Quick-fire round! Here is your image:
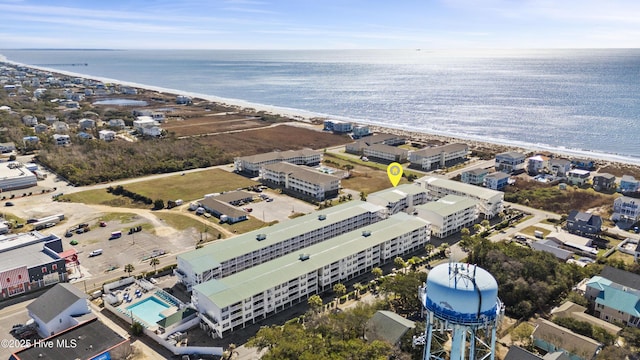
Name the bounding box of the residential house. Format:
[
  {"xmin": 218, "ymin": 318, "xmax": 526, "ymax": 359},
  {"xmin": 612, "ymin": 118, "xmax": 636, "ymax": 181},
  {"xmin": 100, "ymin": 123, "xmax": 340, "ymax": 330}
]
[
  {"xmin": 107, "ymin": 118, "xmax": 126, "ymax": 129},
  {"xmin": 22, "ymin": 115, "xmax": 37, "ymax": 126},
  {"xmin": 367, "ymin": 183, "xmax": 429, "ymax": 215},
  {"xmin": 416, "ymin": 175, "xmax": 504, "ymax": 219},
  {"xmin": 461, "ymin": 168, "xmax": 489, "ymax": 186},
  {"xmin": 408, "ymin": 143, "xmax": 469, "ymax": 171},
  {"xmin": 567, "ymin": 169, "xmax": 590, "ymax": 186},
  {"xmin": 495, "ymin": 151, "xmax": 526, "ymax": 173},
  {"xmin": 261, "ymin": 162, "xmax": 340, "ymax": 201},
  {"xmin": 619, "ymin": 175, "xmax": 640, "ymax": 193},
  {"xmin": 176, "ymin": 95, "xmax": 192, "ymax": 104},
  {"xmin": 234, "ymin": 149, "xmax": 321, "ymax": 176},
  {"xmin": 546, "ymin": 231, "xmax": 597, "ymax": 258},
  {"xmin": 532, "ymin": 318, "xmax": 602, "ymax": 360},
  {"xmin": 352, "ymin": 125, "xmax": 371, "ymax": 139},
  {"xmin": 98, "ymin": 129, "xmax": 116, "ymax": 141},
  {"xmin": 584, "ymin": 267, "xmax": 640, "ymax": 328},
  {"xmin": 549, "ymin": 158, "xmax": 572, "ymax": 178},
  {"xmin": 365, "ymin": 310, "xmax": 415, "ymax": 346},
  {"xmin": 635, "ymin": 242, "xmax": 640, "ymax": 263},
  {"xmin": 504, "ymin": 346, "xmax": 569, "ymax": 360},
  {"xmin": 44, "ymin": 115, "xmax": 58, "ymax": 124},
  {"xmin": 77, "ymin": 132, "xmax": 94, "ymax": 140},
  {"xmin": 52, "ymin": 134, "xmax": 71, "ymax": 146},
  {"xmin": 22, "ymin": 136, "xmax": 39, "ymax": 147},
  {"xmin": 33, "ymin": 123, "xmax": 48, "ymax": 134},
  {"xmin": 530, "ymin": 240, "xmax": 574, "ymax": 261},
  {"xmin": 550, "ymin": 301, "xmax": 621, "ymax": 337},
  {"xmin": 363, "ymin": 143, "xmax": 409, "ymax": 163},
  {"xmin": 566, "ymin": 210, "xmax": 602, "ymax": 236},
  {"xmin": 120, "ymin": 86, "xmax": 138, "ymax": 95},
  {"xmin": 151, "ymin": 111, "xmax": 166, "ymax": 123},
  {"xmin": 0, "ymin": 142, "xmax": 16, "ymax": 153},
  {"xmin": 65, "ymin": 101, "xmax": 80, "ymax": 109},
  {"xmin": 51, "ymin": 120, "xmax": 69, "ymax": 133},
  {"xmin": 572, "ymin": 158, "xmax": 596, "ymax": 171},
  {"xmin": 612, "ymin": 196, "xmax": 640, "ymax": 222},
  {"xmin": 323, "ymin": 120, "xmax": 352, "ymax": 133},
  {"xmin": 527, "ymin": 155, "xmax": 549, "ymax": 175},
  {"xmin": 592, "ymin": 173, "xmax": 616, "ymax": 192},
  {"xmin": 484, "ymin": 171, "xmax": 510, "ymax": 190},
  {"xmin": 27, "ymin": 283, "xmax": 91, "ymax": 338},
  {"xmin": 78, "ymin": 118, "xmax": 96, "ymax": 130},
  {"xmin": 133, "ymin": 116, "xmax": 162, "ymax": 137},
  {"xmin": 414, "ymin": 195, "xmax": 478, "ymax": 238}
]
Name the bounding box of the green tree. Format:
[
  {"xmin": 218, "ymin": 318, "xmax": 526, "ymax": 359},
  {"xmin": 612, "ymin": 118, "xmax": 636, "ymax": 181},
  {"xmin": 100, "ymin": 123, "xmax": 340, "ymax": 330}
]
[
  {"xmin": 359, "ymin": 191, "xmax": 367, "ymax": 201},
  {"xmin": 153, "ymin": 199, "xmax": 165, "ymax": 210},
  {"xmin": 333, "ymin": 283, "xmax": 347, "ymax": 297},
  {"xmin": 130, "ymin": 321, "xmax": 144, "ymax": 336},
  {"xmin": 481, "ymin": 219, "xmax": 491, "ymax": 229},
  {"xmin": 124, "ymin": 263, "xmax": 135, "ymax": 276},
  {"xmin": 424, "ymin": 243, "xmax": 434, "ymax": 256},
  {"xmin": 149, "ymin": 257, "xmax": 160, "ymax": 274},
  {"xmin": 307, "ymin": 294, "xmax": 323, "ymax": 313},
  {"xmin": 511, "ymin": 322, "xmax": 534, "ymax": 347},
  {"xmin": 371, "ymin": 267, "xmax": 383, "ymax": 279},
  {"xmin": 394, "ymin": 256, "xmax": 406, "ymax": 273}
]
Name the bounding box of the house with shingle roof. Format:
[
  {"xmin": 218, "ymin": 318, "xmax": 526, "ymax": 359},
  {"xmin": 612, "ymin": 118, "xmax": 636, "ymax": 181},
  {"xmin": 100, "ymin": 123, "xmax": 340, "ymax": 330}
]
[
  {"xmin": 532, "ymin": 318, "xmax": 602, "ymax": 360},
  {"xmin": 592, "ymin": 173, "xmax": 616, "ymax": 191},
  {"xmin": 365, "ymin": 310, "xmax": 415, "ymax": 346},
  {"xmin": 566, "ymin": 210, "xmax": 602, "ymax": 236},
  {"xmin": 26, "ymin": 283, "xmax": 91, "ymax": 338}
]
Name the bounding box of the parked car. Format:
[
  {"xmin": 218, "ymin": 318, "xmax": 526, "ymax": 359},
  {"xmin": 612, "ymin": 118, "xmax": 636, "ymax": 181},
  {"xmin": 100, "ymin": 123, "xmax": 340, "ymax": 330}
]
[
  {"xmin": 99, "ymin": 221, "xmax": 107, "ymax": 227},
  {"xmin": 266, "ymin": 198, "xmax": 274, "ymax": 202},
  {"xmin": 5, "ymin": 202, "xmax": 14, "ymax": 206},
  {"xmin": 89, "ymin": 249, "xmax": 103, "ymax": 257}
]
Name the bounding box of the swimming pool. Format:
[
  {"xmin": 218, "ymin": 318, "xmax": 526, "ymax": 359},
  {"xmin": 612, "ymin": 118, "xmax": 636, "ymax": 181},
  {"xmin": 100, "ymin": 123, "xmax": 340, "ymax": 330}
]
[{"xmin": 125, "ymin": 296, "xmax": 170, "ymax": 326}]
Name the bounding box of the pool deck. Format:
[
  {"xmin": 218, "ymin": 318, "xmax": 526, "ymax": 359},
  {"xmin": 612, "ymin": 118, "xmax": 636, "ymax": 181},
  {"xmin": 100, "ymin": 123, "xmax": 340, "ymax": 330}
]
[{"xmin": 112, "ymin": 282, "xmax": 182, "ymax": 330}]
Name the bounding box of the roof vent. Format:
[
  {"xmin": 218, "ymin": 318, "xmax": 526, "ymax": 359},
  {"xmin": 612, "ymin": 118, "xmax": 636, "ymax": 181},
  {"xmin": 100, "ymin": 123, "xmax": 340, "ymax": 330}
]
[
  {"xmin": 256, "ymin": 234, "xmax": 267, "ymax": 241},
  {"xmin": 299, "ymin": 254, "xmax": 310, "ymax": 261},
  {"xmin": 318, "ymin": 214, "xmax": 326, "ymax": 221},
  {"xmin": 362, "ymin": 230, "xmax": 371, "ymax": 237}
]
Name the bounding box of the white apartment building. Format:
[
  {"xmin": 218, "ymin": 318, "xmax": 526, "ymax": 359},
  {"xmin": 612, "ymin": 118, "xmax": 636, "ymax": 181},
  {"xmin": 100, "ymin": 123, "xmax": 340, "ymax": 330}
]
[
  {"xmin": 362, "ymin": 143, "xmax": 409, "ymax": 163},
  {"xmin": 415, "ymin": 175, "xmax": 503, "ymax": 218},
  {"xmin": 192, "ymin": 212, "xmax": 430, "ymax": 338},
  {"xmin": 367, "ymin": 183, "xmax": 429, "ymax": 215},
  {"xmin": 175, "ymin": 201, "xmax": 385, "ymax": 291},
  {"xmin": 261, "ymin": 162, "xmax": 340, "ymax": 201},
  {"xmin": 612, "ymin": 196, "xmax": 640, "ymax": 222},
  {"xmin": 414, "ymin": 195, "xmax": 478, "ymax": 238},
  {"xmin": 409, "ymin": 143, "xmax": 469, "ymax": 171},
  {"xmin": 234, "ymin": 149, "xmax": 321, "ymax": 176}
]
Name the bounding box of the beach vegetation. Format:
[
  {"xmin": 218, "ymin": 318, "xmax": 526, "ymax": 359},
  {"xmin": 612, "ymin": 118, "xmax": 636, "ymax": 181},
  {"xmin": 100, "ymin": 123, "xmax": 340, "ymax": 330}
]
[{"xmin": 504, "ymin": 180, "xmax": 615, "ymax": 214}]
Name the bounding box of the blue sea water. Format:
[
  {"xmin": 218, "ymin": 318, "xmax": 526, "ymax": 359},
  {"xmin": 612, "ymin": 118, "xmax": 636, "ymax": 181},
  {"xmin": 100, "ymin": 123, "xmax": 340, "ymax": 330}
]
[{"xmin": 1, "ymin": 49, "xmax": 639, "ymax": 164}]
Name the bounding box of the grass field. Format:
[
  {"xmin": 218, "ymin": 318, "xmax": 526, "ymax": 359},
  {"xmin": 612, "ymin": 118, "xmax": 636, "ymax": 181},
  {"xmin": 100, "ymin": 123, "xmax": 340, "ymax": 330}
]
[
  {"xmin": 125, "ymin": 169, "xmax": 258, "ymax": 202},
  {"xmin": 62, "ymin": 169, "xmax": 259, "ymax": 207},
  {"xmin": 607, "ymin": 250, "xmax": 636, "ymax": 265},
  {"xmin": 155, "ymin": 212, "xmax": 225, "ymax": 240}
]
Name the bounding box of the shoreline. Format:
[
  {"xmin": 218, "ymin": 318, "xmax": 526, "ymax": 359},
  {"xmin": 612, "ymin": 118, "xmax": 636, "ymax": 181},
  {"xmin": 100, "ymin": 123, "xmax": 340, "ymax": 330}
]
[{"xmin": 2, "ymin": 57, "xmax": 640, "ymax": 167}]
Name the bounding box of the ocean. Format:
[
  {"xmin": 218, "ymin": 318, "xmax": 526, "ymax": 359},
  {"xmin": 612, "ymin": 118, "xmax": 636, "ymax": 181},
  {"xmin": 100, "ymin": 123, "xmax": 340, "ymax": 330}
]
[{"xmin": 1, "ymin": 49, "xmax": 639, "ymax": 164}]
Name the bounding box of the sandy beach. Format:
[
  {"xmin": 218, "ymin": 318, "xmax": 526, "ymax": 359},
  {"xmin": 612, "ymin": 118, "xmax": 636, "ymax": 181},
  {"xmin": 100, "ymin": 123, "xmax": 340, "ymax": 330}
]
[{"xmin": 3, "ymin": 58, "xmax": 640, "ymax": 171}]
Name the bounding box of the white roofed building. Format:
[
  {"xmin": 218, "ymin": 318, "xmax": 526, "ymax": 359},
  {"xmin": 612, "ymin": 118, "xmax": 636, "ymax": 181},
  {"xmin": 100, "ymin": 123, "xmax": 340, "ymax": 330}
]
[
  {"xmin": 367, "ymin": 183, "xmax": 429, "ymax": 215},
  {"xmin": 414, "ymin": 195, "xmax": 478, "ymax": 238}
]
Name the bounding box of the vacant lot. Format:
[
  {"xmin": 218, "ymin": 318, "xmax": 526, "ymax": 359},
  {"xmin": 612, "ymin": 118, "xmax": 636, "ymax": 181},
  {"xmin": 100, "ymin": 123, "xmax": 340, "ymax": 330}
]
[
  {"xmin": 124, "ymin": 169, "xmax": 258, "ymax": 202},
  {"xmin": 199, "ymin": 125, "xmax": 352, "ymax": 156},
  {"xmin": 163, "ymin": 114, "xmax": 268, "ymax": 137}
]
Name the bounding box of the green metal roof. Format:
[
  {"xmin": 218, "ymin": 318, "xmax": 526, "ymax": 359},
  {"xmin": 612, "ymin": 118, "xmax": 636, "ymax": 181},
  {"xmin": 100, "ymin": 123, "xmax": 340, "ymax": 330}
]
[
  {"xmin": 368, "ymin": 184, "xmax": 426, "ymax": 203},
  {"xmin": 594, "ymin": 283, "xmax": 640, "ymax": 317},
  {"xmin": 415, "ymin": 194, "xmax": 478, "ymax": 217},
  {"xmin": 178, "ymin": 200, "xmax": 384, "ymax": 274},
  {"xmin": 193, "ymin": 212, "xmax": 429, "ymax": 308},
  {"xmin": 418, "ymin": 175, "xmax": 502, "ymax": 200}
]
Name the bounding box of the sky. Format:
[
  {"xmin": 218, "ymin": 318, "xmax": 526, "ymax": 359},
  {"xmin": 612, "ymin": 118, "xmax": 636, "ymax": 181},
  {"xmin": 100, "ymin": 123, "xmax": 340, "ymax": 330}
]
[{"xmin": 1, "ymin": 0, "xmax": 639, "ymax": 49}]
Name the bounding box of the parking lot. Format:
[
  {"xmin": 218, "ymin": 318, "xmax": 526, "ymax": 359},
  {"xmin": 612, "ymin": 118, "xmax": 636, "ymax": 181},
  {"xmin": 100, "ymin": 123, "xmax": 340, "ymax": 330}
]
[
  {"xmin": 0, "ymin": 298, "xmax": 37, "ymax": 359},
  {"xmin": 241, "ymin": 189, "xmax": 316, "ymax": 223}
]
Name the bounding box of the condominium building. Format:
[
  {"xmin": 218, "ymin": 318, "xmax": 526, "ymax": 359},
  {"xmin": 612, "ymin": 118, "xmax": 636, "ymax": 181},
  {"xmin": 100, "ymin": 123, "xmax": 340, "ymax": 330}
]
[
  {"xmin": 362, "ymin": 143, "xmax": 409, "ymax": 163},
  {"xmin": 192, "ymin": 212, "xmax": 430, "ymax": 338},
  {"xmin": 414, "ymin": 195, "xmax": 478, "ymax": 238},
  {"xmin": 260, "ymin": 162, "xmax": 340, "ymax": 201},
  {"xmin": 345, "ymin": 134, "xmax": 406, "ymax": 155},
  {"xmin": 175, "ymin": 201, "xmax": 385, "ymax": 291},
  {"xmin": 234, "ymin": 149, "xmax": 321, "ymax": 176},
  {"xmin": 408, "ymin": 143, "xmax": 469, "ymax": 171},
  {"xmin": 415, "ymin": 175, "xmax": 503, "ymax": 218},
  {"xmin": 366, "ymin": 183, "xmax": 429, "ymax": 215}
]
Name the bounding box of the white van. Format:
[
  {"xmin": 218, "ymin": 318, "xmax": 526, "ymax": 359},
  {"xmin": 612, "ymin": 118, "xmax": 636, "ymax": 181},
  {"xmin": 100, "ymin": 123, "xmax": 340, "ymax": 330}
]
[{"xmin": 89, "ymin": 249, "xmax": 103, "ymax": 257}]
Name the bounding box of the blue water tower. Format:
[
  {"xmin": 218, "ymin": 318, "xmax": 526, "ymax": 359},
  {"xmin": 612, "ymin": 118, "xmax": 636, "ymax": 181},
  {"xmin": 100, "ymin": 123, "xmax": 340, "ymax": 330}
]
[{"xmin": 419, "ymin": 262, "xmax": 504, "ymax": 360}]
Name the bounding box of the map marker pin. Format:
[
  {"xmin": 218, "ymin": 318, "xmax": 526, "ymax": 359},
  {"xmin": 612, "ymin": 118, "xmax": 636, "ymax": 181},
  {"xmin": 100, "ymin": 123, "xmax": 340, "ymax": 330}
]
[{"xmin": 387, "ymin": 162, "xmax": 403, "ymax": 187}]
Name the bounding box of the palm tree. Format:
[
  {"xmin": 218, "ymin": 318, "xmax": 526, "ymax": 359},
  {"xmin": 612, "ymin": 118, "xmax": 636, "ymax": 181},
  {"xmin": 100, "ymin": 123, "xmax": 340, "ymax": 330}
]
[
  {"xmin": 424, "ymin": 244, "xmax": 434, "ymax": 256},
  {"xmin": 333, "ymin": 283, "xmax": 347, "ymax": 297},
  {"xmin": 124, "ymin": 263, "xmax": 135, "ymax": 276},
  {"xmin": 394, "ymin": 256, "xmax": 406, "ymax": 273},
  {"xmin": 371, "ymin": 267, "xmax": 383, "ymax": 279},
  {"xmin": 307, "ymin": 294, "xmax": 323, "ymax": 313},
  {"xmin": 149, "ymin": 257, "xmax": 160, "ymax": 274},
  {"xmin": 359, "ymin": 191, "xmax": 367, "ymax": 201}
]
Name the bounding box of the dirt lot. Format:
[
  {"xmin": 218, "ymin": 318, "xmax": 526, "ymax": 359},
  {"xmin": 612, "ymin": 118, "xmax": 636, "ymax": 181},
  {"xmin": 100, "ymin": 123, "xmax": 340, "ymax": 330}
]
[
  {"xmin": 198, "ymin": 125, "xmax": 352, "ymax": 156},
  {"xmin": 163, "ymin": 113, "xmax": 268, "ymax": 137}
]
